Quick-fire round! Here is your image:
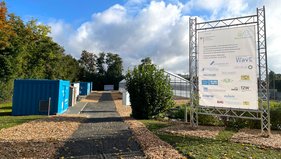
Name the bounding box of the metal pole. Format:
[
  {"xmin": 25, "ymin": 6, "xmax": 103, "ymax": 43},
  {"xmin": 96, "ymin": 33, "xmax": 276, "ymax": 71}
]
[
  {"xmin": 263, "ymin": 6, "xmax": 271, "ymax": 135},
  {"xmin": 48, "ymin": 97, "xmax": 51, "ymax": 116}
]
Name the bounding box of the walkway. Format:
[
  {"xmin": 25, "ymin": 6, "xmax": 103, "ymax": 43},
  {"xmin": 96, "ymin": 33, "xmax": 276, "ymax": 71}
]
[{"xmin": 59, "ymin": 92, "xmax": 145, "ymax": 159}]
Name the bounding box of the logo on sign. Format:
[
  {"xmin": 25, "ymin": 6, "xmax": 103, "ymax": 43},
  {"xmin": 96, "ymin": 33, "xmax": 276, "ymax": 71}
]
[
  {"xmin": 241, "ymin": 86, "xmax": 250, "ymax": 91},
  {"xmin": 217, "ymin": 100, "xmax": 224, "ymax": 104},
  {"xmin": 225, "ymin": 101, "xmax": 240, "ymax": 105},
  {"xmin": 201, "ymin": 67, "xmax": 219, "ymax": 72},
  {"xmin": 236, "ymin": 56, "xmax": 253, "ymax": 63},
  {"xmin": 222, "ymin": 78, "xmax": 233, "ymax": 83},
  {"xmin": 203, "ymin": 87, "xmax": 208, "ymax": 92},
  {"xmin": 241, "ymin": 75, "xmax": 250, "ymax": 80},
  {"xmin": 243, "ymin": 101, "xmax": 250, "ymax": 105},
  {"xmin": 203, "ymin": 87, "xmax": 225, "ymax": 92},
  {"xmin": 224, "ymin": 95, "xmax": 235, "ymax": 98},
  {"xmin": 202, "ymin": 80, "xmax": 218, "ymax": 85},
  {"xmin": 234, "ymin": 65, "xmax": 254, "ymax": 70},
  {"xmin": 203, "ymin": 95, "xmax": 214, "ymax": 98},
  {"xmin": 209, "ymin": 61, "xmax": 228, "ymax": 66},
  {"xmin": 203, "ymin": 73, "xmax": 216, "ymax": 77},
  {"xmin": 248, "ymin": 65, "xmax": 253, "ymax": 69},
  {"xmin": 236, "ymin": 29, "xmax": 252, "ymax": 39},
  {"xmin": 222, "ymin": 71, "xmax": 236, "ymax": 75}
]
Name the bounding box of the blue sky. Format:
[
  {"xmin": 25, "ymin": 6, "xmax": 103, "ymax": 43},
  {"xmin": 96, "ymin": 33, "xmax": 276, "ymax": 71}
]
[
  {"xmin": 3, "ymin": 0, "xmax": 281, "ymax": 73},
  {"xmin": 5, "ymin": 0, "xmax": 128, "ymax": 27}
]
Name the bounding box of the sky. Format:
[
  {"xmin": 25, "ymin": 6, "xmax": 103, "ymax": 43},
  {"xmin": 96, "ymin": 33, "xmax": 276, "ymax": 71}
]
[{"xmin": 4, "ymin": 0, "xmax": 281, "ymax": 74}]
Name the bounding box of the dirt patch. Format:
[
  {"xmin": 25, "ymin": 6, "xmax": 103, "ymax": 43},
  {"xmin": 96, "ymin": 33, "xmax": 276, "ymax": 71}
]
[
  {"xmin": 231, "ymin": 128, "xmax": 281, "ymax": 150},
  {"xmin": 0, "ymin": 115, "xmax": 86, "ymax": 158},
  {"xmin": 112, "ymin": 92, "xmax": 186, "ymax": 159},
  {"xmin": 80, "ymin": 91, "xmax": 102, "ymax": 103},
  {"xmin": 159, "ymin": 123, "xmax": 224, "ymax": 139}
]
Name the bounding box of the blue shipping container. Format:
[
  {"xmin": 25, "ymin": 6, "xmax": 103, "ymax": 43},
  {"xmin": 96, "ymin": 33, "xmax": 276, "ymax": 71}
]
[
  {"xmin": 79, "ymin": 82, "xmax": 91, "ymax": 95},
  {"xmin": 12, "ymin": 79, "xmax": 70, "ymax": 116}
]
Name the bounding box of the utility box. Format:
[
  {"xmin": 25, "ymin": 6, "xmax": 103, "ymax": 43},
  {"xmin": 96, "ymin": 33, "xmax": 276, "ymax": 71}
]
[
  {"xmin": 69, "ymin": 86, "xmax": 76, "ymax": 107},
  {"xmin": 119, "ymin": 79, "xmax": 126, "ymax": 92},
  {"xmin": 12, "ymin": 79, "xmax": 70, "ymax": 116},
  {"xmin": 72, "ymin": 83, "xmax": 80, "ymax": 101},
  {"xmin": 104, "ymin": 85, "xmax": 114, "ymax": 91},
  {"xmin": 79, "ymin": 82, "xmax": 91, "ymax": 95},
  {"xmin": 122, "ymin": 91, "xmax": 131, "ymax": 106}
]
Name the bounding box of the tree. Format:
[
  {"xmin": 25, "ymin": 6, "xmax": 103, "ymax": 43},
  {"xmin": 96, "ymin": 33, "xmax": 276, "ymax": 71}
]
[
  {"xmin": 79, "ymin": 50, "xmax": 97, "ymax": 74},
  {"xmin": 126, "ymin": 58, "xmax": 174, "ymax": 119},
  {"xmin": 106, "ymin": 53, "xmax": 123, "ymax": 89},
  {"xmin": 0, "ymin": 3, "xmax": 81, "ymax": 101},
  {"xmin": 269, "ymin": 71, "xmax": 275, "ymax": 89},
  {"xmin": 96, "ymin": 52, "xmax": 106, "ymax": 76}
]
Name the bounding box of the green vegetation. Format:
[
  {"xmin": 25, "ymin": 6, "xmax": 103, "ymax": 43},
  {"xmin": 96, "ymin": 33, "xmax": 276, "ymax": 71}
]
[
  {"xmin": 0, "ymin": 102, "xmax": 12, "ymax": 115},
  {"xmin": 140, "ymin": 120, "xmax": 172, "ymax": 131},
  {"xmin": 168, "ymin": 100, "xmax": 281, "ymax": 130},
  {"xmin": 0, "ymin": 2, "xmax": 79, "ymax": 101},
  {"xmin": 0, "ymin": 115, "xmax": 45, "ymax": 130},
  {"xmin": 0, "ymin": 2, "xmax": 124, "ymax": 101},
  {"xmin": 126, "ymin": 57, "xmax": 174, "ymax": 119},
  {"xmin": 79, "ymin": 51, "xmax": 124, "ymax": 90},
  {"xmin": 0, "ymin": 102, "xmax": 45, "ymax": 130},
  {"xmin": 141, "ymin": 120, "xmax": 281, "ymax": 159}
]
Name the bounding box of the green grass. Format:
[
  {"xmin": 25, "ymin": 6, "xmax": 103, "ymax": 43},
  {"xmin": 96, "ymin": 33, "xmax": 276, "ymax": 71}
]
[
  {"xmin": 0, "ymin": 102, "xmax": 12, "ymax": 116},
  {"xmin": 140, "ymin": 120, "xmax": 281, "ymax": 159},
  {"xmin": 140, "ymin": 119, "xmax": 172, "ymax": 132},
  {"xmin": 0, "ymin": 102, "xmax": 45, "ymax": 130}
]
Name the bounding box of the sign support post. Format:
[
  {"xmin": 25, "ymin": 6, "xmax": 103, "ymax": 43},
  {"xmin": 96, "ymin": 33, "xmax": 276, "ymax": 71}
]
[{"xmin": 189, "ymin": 6, "xmax": 270, "ymax": 135}]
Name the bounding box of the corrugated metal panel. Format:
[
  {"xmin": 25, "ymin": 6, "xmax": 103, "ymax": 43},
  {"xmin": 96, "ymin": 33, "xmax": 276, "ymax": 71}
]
[
  {"xmin": 87, "ymin": 82, "xmax": 91, "ymax": 95},
  {"xmin": 57, "ymin": 80, "xmax": 70, "ymax": 114},
  {"xmin": 79, "ymin": 82, "xmax": 91, "ymax": 95},
  {"xmin": 12, "ymin": 79, "xmax": 70, "ymax": 116}
]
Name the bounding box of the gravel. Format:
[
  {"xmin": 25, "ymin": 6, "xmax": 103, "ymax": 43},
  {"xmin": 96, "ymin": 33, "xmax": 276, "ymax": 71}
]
[
  {"xmin": 231, "ymin": 128, "xmax": 281, "ymax": 150},
  {"xmin": 158, "ymin": 123, "xmax": 224, "ymax": 139},
  {"xmin": 112, "ymin": 92, "xmax": 186, "ymax": 159},
  {"xmin": 58, "ymin": 92, "xmax": 145, "ymax": 159},
  {"xmin": 0, "ymin": 115, "xmax": 86, "ymax": 158}
]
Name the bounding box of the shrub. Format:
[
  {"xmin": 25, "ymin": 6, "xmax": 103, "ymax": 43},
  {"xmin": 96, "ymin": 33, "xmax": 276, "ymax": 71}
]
[{"xmin": 125, "ymin": 58, "xmax": 174, "ymax": 119}]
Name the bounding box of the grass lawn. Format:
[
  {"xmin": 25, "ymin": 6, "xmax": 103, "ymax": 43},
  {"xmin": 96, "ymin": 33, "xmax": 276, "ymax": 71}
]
[
  {"xmin": 0, "ymin": 102, "xmax": 45, "ymax": 130},
  {"xmin": 141, "ymin": 120, "xmax": 281, "ymax": 159}
]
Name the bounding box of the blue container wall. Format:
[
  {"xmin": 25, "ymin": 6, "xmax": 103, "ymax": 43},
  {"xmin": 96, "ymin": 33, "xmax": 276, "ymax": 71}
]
[
  {"xmin": 79, "ymin": 82, "xmax": 89, "ymax": 95},
  {"xmin": 57, "ymin": 80, "xmax": 70, "ymax": 114},
  {"xmin": 12, "ymin": 80, "xmax": 70, "ymax": 116},
  {"xmin": 87, "ymin": 82, "xmax": 91, "ymax": 95}
]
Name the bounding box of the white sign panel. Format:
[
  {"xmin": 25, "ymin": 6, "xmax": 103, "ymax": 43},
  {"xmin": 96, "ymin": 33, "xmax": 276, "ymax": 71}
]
[{"xmin": 198, "ymin": 25, "xmax": 258, "ymax": 110}]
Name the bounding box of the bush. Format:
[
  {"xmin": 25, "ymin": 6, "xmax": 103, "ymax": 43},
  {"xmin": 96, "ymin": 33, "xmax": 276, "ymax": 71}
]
[
  {"xmin": 125, "ymin": 59, "xmax": 174, "ymax": 119},
  {"xmin": 167, "ymin": 101, "xmax": 281, "ymax": 130},
  {"xmin": 0, "ymin": 79, "xmax": 13, "ymax": 102}
]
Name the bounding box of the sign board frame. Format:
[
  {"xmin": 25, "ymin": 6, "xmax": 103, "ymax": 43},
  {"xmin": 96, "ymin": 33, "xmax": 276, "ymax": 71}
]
[{"xmin": 189, "ymin": 6, "xmax": 270, "ymax": 135}]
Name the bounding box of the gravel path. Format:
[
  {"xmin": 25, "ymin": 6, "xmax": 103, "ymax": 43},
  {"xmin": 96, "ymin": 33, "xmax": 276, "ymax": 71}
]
[{"xmin": 58, "ymin": 93, "xmax": 145, "ymax": 158}]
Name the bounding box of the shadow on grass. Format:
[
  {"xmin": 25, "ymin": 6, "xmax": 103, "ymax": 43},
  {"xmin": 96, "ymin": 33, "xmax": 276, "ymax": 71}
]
[
  {"xmin": 0, "ymin": 112, "xmax": 12, "ymax": 116},
  {"xmin": 0, "ymin": 106, "xmax": 12, "ymax": 110}
]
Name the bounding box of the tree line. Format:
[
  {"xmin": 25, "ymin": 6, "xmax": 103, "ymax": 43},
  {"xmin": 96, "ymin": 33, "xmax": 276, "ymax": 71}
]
[{"xmin": 0, "ymin": 2, "xmax": 123, "ymax": 101}]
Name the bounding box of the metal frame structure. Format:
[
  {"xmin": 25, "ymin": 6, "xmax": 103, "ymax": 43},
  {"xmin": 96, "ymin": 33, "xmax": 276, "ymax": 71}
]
[
  {"xmin": 164, "ymin": 71, "xmax": 190, "ymax": 122},
  {"xmin": 189, "ymin": 6, "xmax": 270, "ymax": 135}
]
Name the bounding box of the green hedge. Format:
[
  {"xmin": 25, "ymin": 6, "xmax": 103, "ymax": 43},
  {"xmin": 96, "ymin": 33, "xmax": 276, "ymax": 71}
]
[
  {"xmin": 126, "ymin": 60, "xmax": 174, "ymax": 119},
  {"xmin": 167, "ymin": 102, "xmax": 281, "ymax": 130}
]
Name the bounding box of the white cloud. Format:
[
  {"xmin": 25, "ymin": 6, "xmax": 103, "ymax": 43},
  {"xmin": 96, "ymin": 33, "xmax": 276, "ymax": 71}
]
[
  {"xmin": 48, "ymin": 0, "xmax": 281, "ymax": 73},
  {"xmin": 49, "ymin": 1, "xmax": 189, "ymax": 73},
  {"xmin": 263, "ymin": 0, "xmax": 281, "ymax": 72}
]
